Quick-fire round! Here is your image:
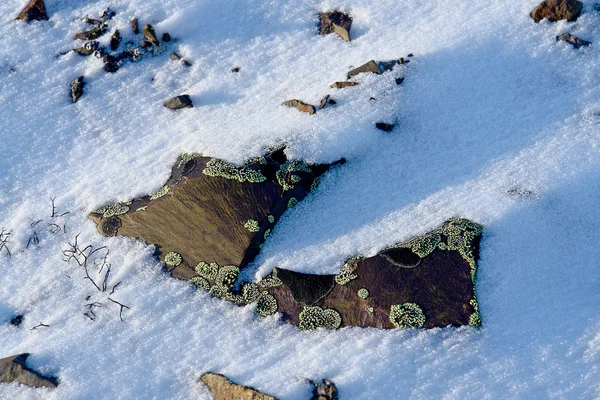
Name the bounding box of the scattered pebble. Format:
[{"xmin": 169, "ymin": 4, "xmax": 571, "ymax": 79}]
[
  {"xmin": 330, "ymin": 81, "xmax": 358, "ymax": 89},
  {"xmin": 164, "ymin": 95, "xmax": 193, "ymax": 109},
  {"xmin": 70, "ymin": 76, "xmax": 85, "ymax": 103},
  {"xmin": 556, "ymin": 32, "xmax": 591, "ymax": 48},
  {"xmin": 282, "ymin": 99, "xmax": 316, "ymax": 115},
  {"xmin": 318, "ymin": 11, "xmax": 352, "ymax": 42}
]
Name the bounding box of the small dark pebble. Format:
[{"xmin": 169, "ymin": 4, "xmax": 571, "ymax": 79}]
[
  {"xmin": 395, "ymin": 77, "xmax": 405, "ymax": 85},
  {"xmin": 375, "ymin": 122, "xmax": 395, "ymax": 132},
  {"xmin": 101, "ymin": 8, "xmax": 115, "ymax": 21},
  {"xmin": 556, "ymin": 32, "xmax": 591, "ymax": 49},
  {"xmin": 85, "ymin": 18, "xmax": 102, "ymax": 25},
  {"xmin": 162, "ymin": 32, "xmax": 171, "ymax": 42},
  {"xmin": 319, "ymin": 94, "xmax": 330, "ymax": 109},
  {"xmin": 74, "ymin": 41, "xmax": 98, "ymax": 56},
  {"xmin": 171, "ymin": 52, "xmax": 181, "ymax": 60},
  {"xmin": 231, "ymin": 66, "xmax": 240, "ymax": 73},
  {"xmin": 110, "ymin": 29, "xmax": 121, "ymax": 51},
  {"xmin": 71, "ymin": 76, "xmax": 85, "ymax": 103},
  {"xmin": 369, "ymin": 97, "xmax": 376, "ymax": 101},
  {"xmin": 164, "ymin": 94, "xmax": 193, "ymax": 109},
  {"xmin": 140, "ymin": 40, "xmax": 153, "ymax": 48},
  {"xmin": 143, "ymin": 24, "xmax": 159, "ymax": 45},
  {"xmin": 407, "ymin": 53, "xmax": 414, "ymax": 57},
  {"xmin": 103, "ymin": 55, "xmax": 119, "ymax": 73},
  {"xmin": 130, "ymin": 18, "xmax": 139, "ymax": 34},
  {"xmin": 10, "ymin": 315, "xmax": 24, "ymax": 327}
]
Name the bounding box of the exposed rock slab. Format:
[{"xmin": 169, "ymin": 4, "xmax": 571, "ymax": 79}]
[
  {"xmin": 200, "ymin": 373, "xmax": 276, "ymax": 400},
  {"xmin": 318, "ymin": 11, "xmax": 352, "ymax": 42},
  {"xmin": 90, "ymin": 149, "xmax": 338, "ymax": 281},
  {"xmin": 259, "ymin": 218, "xmax": 483, "ymax": 329},
  {"xmin": 530, "ymin": 0, "xmax": 583, "ymax": 22},
  {"xmin": 0, "ymin": 353, "xmax": 58, "ymax": 388},
  {"xmin": 16, "ymin": 0, "xmax": 48, "ymax": 21}
]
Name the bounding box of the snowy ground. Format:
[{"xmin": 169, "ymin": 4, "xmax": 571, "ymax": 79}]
[{"xmin": 1, "ymin": 0, "xmax": 600, "ymax": 398}]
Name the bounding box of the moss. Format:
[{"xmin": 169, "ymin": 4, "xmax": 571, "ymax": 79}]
[
  {"xmin": 150, "ymin": 185, "xmax": 169, "ymax": 200},
  {"xmin": 276, "ymin": 160, "xmax": 312, "ymax": 191},
  {"xmin": 195, "ymin": 262, "xmax": 219, "ymax": 280},
  {"xmin": 299, "ymin": 306, "xmax": 342, "ymax": 330},
  {"xmin": 264, "ymin": 229, "xmax": 271, "ymax": 240},
  {"xmin": 334, "ymin": 257, "xmax": 361, "ymax": 285},
  {"xmin": 389, "ymin": 303, "xmax": 425, "ymax": 329},
  {"xmin": 257, "ymin": 276, "xmax": 283, "ymax": 288},
  {"xmin": 255, "ymin": 292, "xmax": 278, "ymax": 317},
  {"xmin": 164, "ymin": 251, "xmax": 183, "ymax": 267},
  {"xmin": 215, "ymin": 265, "xmax": 239, "ymax": 289},
  {"xmin": 94, "ymin": 203, "xmax": 130, "ymax": 218},
  {"xmin": 287, "ymin": 197, "xmax": 298, "ymax": 209},
  {"xmin": 202, "ymin": 158, "xmax": 266, "ymax": 183},
  {"xmin": 268, "ymin": 215, "xmax": 275, "ymax": 224},
  {"xmin": 190, "ymin": 276, "xmax": 210, "ymax": 290},
  {"xmin": 244, "ymin": 219, "xmax": 260, "ymax": 232},
  {"xmin": 358, "ymin": 288, "xmax": 370, "ymax": 299}
]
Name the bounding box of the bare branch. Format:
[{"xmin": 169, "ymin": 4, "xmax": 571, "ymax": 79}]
[
  {"xmin": 29, "ymin": 322, "xmax": 50, "ymax": 331},
  {"xmin": 108, "ymin": 297, "xmax": 130, "ymax": 321},
  {"xmin": 109, "ymin": 281, "xmax": 122, "ymax": 295},
  {"xmin": 0, "ymin": 228, "xmax": 12, "ymax": 257}
]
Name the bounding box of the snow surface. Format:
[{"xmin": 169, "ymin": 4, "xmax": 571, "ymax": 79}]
[{"xmin": 1, "ymin": 0, "xmax": 600, "ymax": 398}]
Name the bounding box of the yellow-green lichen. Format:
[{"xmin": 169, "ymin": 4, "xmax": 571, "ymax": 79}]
[
  {"xmin": 177, "ymin": 152, "xmax": 201, "ymax": 168},
  {"xmin": 334, "ymin": 257, "xmax": 361, "ymax": 285},
  {"xmin": 468, "ymin": 295, "xmax": 482, "ymax": 327},
  {"xmin": 287, "ymin": 197, "xmax": 298, "ymax": 209},
  {"xmin": 242, "ymin": 283, "xmax": 261, "ymax": 303},
  {"xmin": 257, "ymin": 276, "xmax": 283, "ymax": 288},
  {"xmin": 368, "ymin": 307, "xmax": 374, "ymax": 313},
  {"xmin": 136, "ymin": 206, "xmax": 148, "ymax": 212},
  {"xmin": 164, "ymin": 251, "xmax": 183, "ymax": 267},
  {"xmin": 195, "ymin": 262, "xmax": 219, "ymax": 280},
  {"xmin": 202, "ymin": 158, "xmax": 266, "ymax": 183},
  {"xmin": 299, "ymin": 306, "xmax": 342, "ymax": 330},
  {"xmin": 150, "ymin": 185, "xmax": 169, "ymax": 200},
  {"xmin": 358, "ymin": 288, "xmax": 370, "ymax": 299},
  {"xmin": 264, "ymin": 229, "xmax": 271, "ymax": 240},
  {"xmin": 389, "ymin": 303, "xmax": 425, "ymax": 329},
  {"xmin": 189, "ymin": 276, "xmax": 210, "ymax": 290},
  {"xmin": 268, "ymin": 215, "xmax": 275, "ymax": 224},
  {"xmin": 276, "ymin": 160, "xmax": 312, "ymax": 191},
  {"xmin": 255, "ymin": 292, "xmax": 278, "ymax": 317},
  {"xmin": 244, "ymin": 219, "xmax": 260, "ymax": 232},
  {"xmin": 215, "ymin": 265, "xmax": 239, "ymax": 289},
  {"xmin": 94, "ymin": 203, "xmax": 130, "ymax": 218}
]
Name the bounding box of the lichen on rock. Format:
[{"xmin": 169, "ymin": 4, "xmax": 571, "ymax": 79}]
[
  {"xmin": 255, "ymin": 292, "xmax": 278, "ymax": 317},
  {"xmin": 202, "ymin": 158, "xmax": 266, "ymax": 183},
  {"xmin": 164, "ymin": 251, "xmax": 183, "ymax": 267},
  {"xmin": 94, "ymin": 203, "xmax": 130, "ymax": 218},
  {"xmin": 389, "ymin": 303, "xmax": 425, "ymax": 329},
  {"xmin": 244, "ymin": 219, "xmax": 260, "ymax": 232},
  {"xmin": 299, "ymin": 306, "xmax": 342, "ymax": 330}
]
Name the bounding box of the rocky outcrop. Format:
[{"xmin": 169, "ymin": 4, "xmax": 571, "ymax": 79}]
[
  {"xmin": 200, "ymin": 373, "xmax": 276, "ymax": 400},
  {"xmin": 16, "ymin": 0, "xmax": 48, "ymax": 21},
  {"xmin": 0, "ymin": 353, "xmax": 58, "ymax": 388},
  {"xmin": 530, "ymin": 0, "xmax": 583, "ymax": 22},
  {"xmin": 89, "ymin": 148, "xmax": 339, "ymax": 282},
  {"xmin": 318, "ymin": 11, "xmax": 352, "ymax": 42}
]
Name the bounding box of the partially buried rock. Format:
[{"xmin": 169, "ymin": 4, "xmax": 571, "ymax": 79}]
[
  {"xmin": 70, "ymin": 76, "xmax": 84, "ymax": 103},
  {"xmin": 200, "ymin": 373, "xmax": 276, "ymax": 400},
  {"xmin": 74, "ymin": 25, "xmax": 107, "ymax": 40},
  {"xmin": 10, "ymin": 315, "xmax": 23, "ymax": 326},
  {"xmin": 347, "ymin": 60, "xmax": 382, "ymax": 79},
  {"xmin": 143, "ymin": 24, "xmax": 159, "ymax": 45},
  {"xmin": 312, "ymin": 379, "xmax": 338, "ymax": 400},
  {"xmin": 0, "ymin": 353, "xmax": 58, "ymax": 388},
  {"xmin": 556, "ymin": 32, "xmax": 591, "ymax": 48},
  {"xmin": 258, "ymin": 218, "xmax": 483, "ymax": 330},
  {"xmin": 130, "ymin": 18, "xmax": 139, "ymax": 34},
  {"xmin": 282, "ymin": 99, "xmax": 316, "ymax": 115},
  {"xmin": 16, "ymin": 0, "xmax": 48, "ymax": 21},
  {"xmin": 162, "ymin": 32, "xmax": 171, "ymax": 42},
  {"xmin": 110, "ymin": 29, "xmax": 121, "ymax": 51},
  {"xmin": 318, "ymin": 11, "xmax": 352, "ymax": 42},
  {"xmin": 74, "ymin": 41, "xmax": 98, "ymax": 56},
  {"xmin": 375, "ymin": 122, "xmax": 394, "ymax": 132},
  {"xmin": 102, "ymin": 55, "xmax": 119, "ymax": 73},
  {"xmin": 530, "ymin": 0, "xmax": 583, "ymax": 22},
  {"xmin": 164, "ymin": 94, "xmax": 193, "ymax": 109},
  {"xmin": 330, "ymin": 81, "xmax": 358, "ymax": 89}
]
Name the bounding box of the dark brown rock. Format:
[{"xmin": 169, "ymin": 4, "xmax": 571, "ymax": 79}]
[
  {"xmin": 556, "ymin": 32, "xmax": 591, "ymax": 48},
  {"xmin": 143, "ymin": 24, "xmax": 159, "ymax": 45},
  {"xmin": 110, "ymin": 30, "xmax": 121, "ymax": 51},
  {"xmin": 10, "ymin": 315, "xmax": 23, "ymax": 326},
  {"xmin": 200, "ymin": 373, "xmax": 276, "ymax": 400},
  {"xmin": 74, "ymin": 25, "xmax": 107, "ymax": 40},
  {"xmin": 318, "ymin": 11, "xmax": 352, "ymax": 42},
  {"xmin": 347, "ymin": 60, "xmax": 382, "ymax": 79},
  {"xmin": 162, "ymin": 32, "xmax": 171, "ymax": 42},
  {"xmin": 164, "ymin": 95, "xmax": 193, "ymax": 109},
  {"xmin": 130, "ymin": 18, "xmax": 139, "ymax": 34},
  {"xmin": 319, "ymin": 95, "xmax": 330, "ymax": 109},
  {"xmin": 282, "ymin": 99, "xmax": 316, "ymax": 115},
  {"xmin": 102, "ymin": 55, "xmax": 119, "ymax": 73},
  {"xmin": 530, "ymin": 0, "xmax": 583, "ymax": 22},
  {"xmin": 100, "ymin": 8, "xmax": 115, "ymax": 21},
  {"xmin": 231, "ymin": 66, "xmax": 241, "ymax": 73},
  {"xmin": 89, "ymin": 149, "xmax": 336, "ymax": 281},
  {"xmin": 85, "ymin": 18, "xmax": 102, "ymax": 25},
  {"xmin": 395, "ymin": 77, "xmax": 405, "ymax": 85},
  {"xmin": 330, "ymin": 81, "xmax": 358, "ymax": 89},
  {"xmin": 260, "ymin": 218, "xmax": 483, "ymax": 330},
  {"xmin": 312, "ymin": 380, "xmax": 338, "ymax": 400},
  {"xmin": 74, "ymin": 41, "xmax": 98, "ymax": 56},
  {"xmin": 16, "ymin": 0, "xmax": 48, "ymax": 21},
  {"xmin": 375, "ymin": 122, "xmax": 394, "ymax": 132},
  {"xmin": 140, "ymin": 40, "xmax": 152, "ymax": 48},
  {"xmin": 70, "ymin": 76, "xmax": 84, "ymax": 103},
  {"xmin": 0, "ymin": 353, "xmax": 58, "ymax": 388}
]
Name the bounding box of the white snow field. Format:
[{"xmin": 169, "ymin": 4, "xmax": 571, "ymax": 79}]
[{"xmin": 1, "ymin": 0, "xmax": 600, "ymax": 398}]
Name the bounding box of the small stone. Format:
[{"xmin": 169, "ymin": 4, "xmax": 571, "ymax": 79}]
[
  {"xmin": 74, "ymin": 41, "xmax": 98, "ymax": 56},
  {"xmin": 100, "ymin": 8, "xmax": 115, "ymax": 21},
  {"xmin": 74, "ymin": 25, "xmax": 107, "ymax": 40},
  {"xmin": 0, "ymin": 353, "xmax": 58, "ymax": 388},
  {"xmin": 130, "ymin": 18, "xmax": 139, "ymax": 34},
  {"xmin": 10, "ymin": 315, "xmax": 23, "ymax": 326},
  {"xmin": 16, "ymin": 0, "xmax": 48, "ymax": 21},
  {"xmin": 110, "ymin": 29, "xmax": 121, "ymax": 51},
  {"xmin": 328, "ymin": 98, "xmax": 337, "ymax": 105},
  {"xmin": 183, "ymin": 60, "xmax": 192, "ymax": 67},
  {"xmin": 530, "ymin": 0, "xmax": 583, "ymax": 22},
  {"xmin": 319, "ymin": 95, "xmax": 330, "ymax": 109},
  {"xmin": 231, "ymin": 66, "xmax": 240, "ymax": 72},
  {"xmin": 162, "ymin": 32, "xmax": 171, "ymax": 42},
  {"xmin": 171, "ymin": 52, "xmax": 181, "ymax": 60},
  {"xmin": 347, "ymin": 60, "xmax": 382, "ymax": 79},
  {"xmin": 85, "ymin": 18, "xmax": 102, "ymax": 25},
  {"xmin": 140, "ymin": 40, "xmax": 152, "ymax": 48},
  {"xmin": 200, "ymin": 373, "xmax": 275, "ymax": 400},
  {"xmin": 282, "ymin": 99, "xmax": 316, "ymax": 115},
  {"xmin": 164, "ymin": 95, "xmax": 193, "ymax": 109},
  {"xmin": 319, "ymin": 11, "xmax": 352, "ymax": 42},
  {"xmin": 407, "ymin": 53, "xmax": 414, "ymax": 57},
  {"xmin": 395, "ymin": 77, "xmax": 405, "ymax": 85},
  {"xmin": 70, "ymin": 76, "xmax": 84, "ymax": 103},
  {"xmin": 143, "ymin": 24, "xmax": 159, "ymax": 45},
  {"xmin": 312, "ymin": 379, "xmax": 339, "ymax": 400},
  {"xmin": 556, "ymin": 32, "xmax": 591, "ymax": 48},
  {"xmin": 330, "ymin": 81, "xmax": 359, "ymax": 89},
  {"xmin": 103, "ymin": 55, "xmax": 119, "ymax": 73},
  {"xmin": 375, "ymin": 122, "xmax": 394, "ymax": 132}
]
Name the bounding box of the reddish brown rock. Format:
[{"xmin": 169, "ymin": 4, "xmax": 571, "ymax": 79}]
[
  {"xmin": 200, "ymin": 373, "xmax": 276, "ymax": 400},
  {"xmin": 530, "ymin": 0, "xmax": 583, "ymax": 22},
  {"xmin": 16, "ymin": 0, "xmax": 47, "ymax": 21},
  {"xmin": 347, "ymin": 60, "xmax": 382, "ymax": 79},
  {"xmin": 0, "ymin": 353, "xmax": 58, "ymax": 388},
  {"xmin": 282, "ymin": 99, "xmax": 316, "ymax": 115},
  {"xmin": 143, "ymin": 24, "xmax": 159, "ymax": 45},
  {"xmin": 318, "ymin": 11, "xmax": 352, "ymax": 42},
  {"xmin": 330, "ymin": 81, "xmax": 358, "ymax": 89}
]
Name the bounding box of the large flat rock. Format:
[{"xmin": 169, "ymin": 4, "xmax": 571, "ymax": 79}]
[{"xmin": 0, "ymin": 353, "xmax": 58, "ymax": 388}]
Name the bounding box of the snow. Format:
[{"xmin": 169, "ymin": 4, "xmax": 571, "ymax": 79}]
[{"xmin": 1, "ymin": 0, "xmax": 600, "ymax": 398}]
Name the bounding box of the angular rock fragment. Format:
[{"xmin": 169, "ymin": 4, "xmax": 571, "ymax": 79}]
[
  {"xmin": 102, "ymin": 55, "xmax": 119, "ymax": 73},
  {"xmin": 556, "ymin": 32, "xmax": 591, "ymax": 48},
  {"xmin": 140, "ymin": 40, "xmax": 153, "ymax": 48},
  {"xmin": 110, "ymin": 29, "xmax": 121, "ymax": 51},
  {"xmin": 318, "ymin": 11, "xmax": 352, "ymax": 42},
  {"xmin": 282, "ymin": 99, "xmax": 316, "ymax": 115},
  {"xmin": 85, "ymin": 18, "xmax": 102, "ymax": 25},
  {"xmin": 10, "ymin": 315, "xmax": 23, "ymax": 326},
  {"xmin": 70, "ymin": 76, "xmax": 84, "ymax": 103},
  {"xmin": 330, "ymin": 81, "xmax": 358, "ymax": 89},
  {"xmin": 231, "ymin": 66, "xmax": 240, "ymax": 73},
  {"xmin": 312, "ymin": 379, "xmax": 338, "ymax": 400},
  {"xmin": 162, "ymin": 33, "xmax": 171, "ymax": 42},
  {"xmin": 74, "ymin": 25, "xmax": 107, "ymax": 40},
  {"xmin": 130, "ymin": 18, "xmax": 139, "ymax": 34},
  {"xmin": 347, "ymin": 60, "xmax": 382, "ymax": 79},
  {"xmin": 74, "ymin": 41, "xmax": 98, "ymax": 56},
  {"xmin": 319, "ymin": 95, "xmax": 331, "ymax": 109},
  {"xmin": 89, "ymin": 149, "xmax": 338, "ymax": 282},
  {"xmin": 171, "ymin": 53, "xmax": 192, "ymax": 66},
  {"xmin": 164, "ymin": 95, "xmax": 193, "ymax": 109},
  {"xmin": 200, "ymin": 373, "xmax": 276, "ymax": 400},
  {"xmin": 16, "ymin": 0, "xmax": 48, "ymax": 21},
  {"xmin": 143, "ymin": 24, "xmax": 159, "ymax": 45},
  {"xmin": 530, "ymin": 0, "xmax": 583, "ymax": 22},
  {"xmin": 395, "ymin": 77, "xmax": 405, "ymax": 85},
  {"xmin": 258, "ymin": 218, "xmax": 483, "ymax": 330},
  {"xmin": 100, "ymin": 8, "xmax": 115, "ymax": 21},
  {"xmin": 0, "ymin": 353, "xmax": 58, "ymax": 388},
  {"xmin": 375, "ymin": 122, "xmax": 394, "ymax": 132}
]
